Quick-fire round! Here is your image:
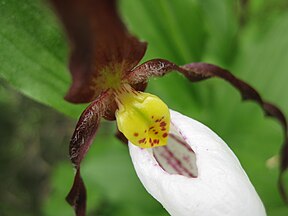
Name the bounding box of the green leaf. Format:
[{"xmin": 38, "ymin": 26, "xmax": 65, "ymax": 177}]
[
  {"xmin": 120, "ymin": 0, "xmax": 206, "ymax": 64},
  {"xmin": 197, "ymin": 8, "xmax": 288, "ymax": 215},
  {"xmin": 0, "ymin": 0, "xmax": 85, "ymax": 118}
]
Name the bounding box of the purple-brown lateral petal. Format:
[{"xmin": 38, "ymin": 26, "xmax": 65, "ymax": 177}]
[
  {"xmin": 69, "ymin": 90, "xmax": 112, "ymax": 165},
  {"xmin": 67, "ymin": 90, "xmax": 112, "ymax": 216},
  {"xmin": 181, "ymin": 62, "xmax": 288, "ymax": 202},
  {"xmin": 66, "ymin": 169, "xmax": 86, "ymax": 216},
  {"xmin": 126, "ymin": 59, "xmax": 206, "ymax": 84},
  {"xmin": 128, "ymin": 59, "xmax": 288, "ymax": 202},
  {"xmin": 49, "ymin": 0, "xmax": 147, "ymax": 103}
]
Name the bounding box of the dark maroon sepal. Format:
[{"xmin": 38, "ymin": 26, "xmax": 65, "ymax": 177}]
[{"xmin": 49, "ymin": 0, "xmax": 147, "ymax": 103}]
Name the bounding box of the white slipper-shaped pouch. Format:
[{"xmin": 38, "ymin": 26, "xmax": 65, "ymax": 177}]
[{"xmin": 129, "ymin": 110, "xmax": 266, "ymax": 216}]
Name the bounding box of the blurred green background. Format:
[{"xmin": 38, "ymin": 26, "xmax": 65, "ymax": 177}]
[{"xmin": 1, "ymin": 0, "xmax": 288, "ymax": 215}]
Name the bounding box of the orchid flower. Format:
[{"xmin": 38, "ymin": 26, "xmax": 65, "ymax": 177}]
[{"xmin": 48, "ymin": 0, "xmax": 288, "ymax": 215}]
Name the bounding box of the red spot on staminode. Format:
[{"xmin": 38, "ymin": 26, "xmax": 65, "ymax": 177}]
[
  {"xmin": 162, "ymin": 133, "xmax": 168, "ymax": 138},
  {"xmin": 134, "ymin": 133, "xmax": 139, "ymax": 137},
  {"xmin": 138, "ymin": 138, "xmax": 146, "ymax": 144},
  {"xmin": 149, "ymin": 126, "xmax": 154, "ymax": 130},
  {"xmin": 161, "ymin": 128, "xmax": 166, "ymax": 131},
  {"xmin": 151, "ymin": 116, "xmax": 154, "ymax": 119},
  {"xmin": 160, "ymin": 121, "xmax": 166, "ymax": 127},
  {"xmin": 153, "ymin": 139, "xmax": 160, "ymax": 144},
  {"xmin": 154, "ymin": 132, "xmax": 158, "ymax": 135}
]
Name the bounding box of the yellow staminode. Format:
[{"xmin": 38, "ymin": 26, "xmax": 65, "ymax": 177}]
[{"xmin": 115, "ymin": 84, "xmax": 170, "ymax": 148}]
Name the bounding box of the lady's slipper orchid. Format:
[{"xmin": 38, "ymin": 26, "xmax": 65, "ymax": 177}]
[
  {"xmin": 48, "ymin": 0, "xmax": 288, "ymax": 215},
  {"xmin": 129, "ymin": 110, "xmax": 266, "ymax": 216}
]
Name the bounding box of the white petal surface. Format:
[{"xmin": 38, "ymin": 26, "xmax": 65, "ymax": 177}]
[{"xmin": 129, "ymin": 110, "xmax": 266, "ymax": 216}]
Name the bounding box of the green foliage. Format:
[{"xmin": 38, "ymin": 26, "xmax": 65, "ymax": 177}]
[
  {"xmin": 0, "ymin": 0, "xmax": 85, "ymax": 118},
  {"xmin": 1, "ymin": 0, "xmax": 288, "ymax": 215}
]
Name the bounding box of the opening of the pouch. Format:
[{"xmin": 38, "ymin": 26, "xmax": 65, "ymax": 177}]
[{"xmin": 153, "ymin": 126, "xmax": 198, "ymax": 178}]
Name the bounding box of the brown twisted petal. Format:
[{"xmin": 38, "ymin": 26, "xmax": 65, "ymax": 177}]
[
  {"xmin": 69, "ymin": 90, "xmax": 112, "ymax": 165},
  {"xmin": 126, "ymin": 59, "xmax": 207, "ymax": 85},
  {"xmin": 49, "ymin": 0, "xmax": 147, "ymax": 103},
  {"xmin": 66, "ymin": 169, "xmax": 86, "ymax": 216},
  {"xmin": 127, "ymin": 58, "xmax": 288, "ymax": 202},
  {"xmin": 66, "ymin": 90, "xmax": 113, "ymax": 216}
]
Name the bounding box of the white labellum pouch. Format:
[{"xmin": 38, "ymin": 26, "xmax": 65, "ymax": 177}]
[{"xmin": 129, "ymin": 110, "xmax": 266, "ymax": 216}]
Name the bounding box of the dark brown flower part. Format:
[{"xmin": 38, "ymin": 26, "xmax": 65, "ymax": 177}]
[
  {"xmin": 66, "ymin": 169, "xmax": 86, "ymax": 216},
  {"xmin": 67, "ymin": 90, "xmax": 112, "ymax": 216},
  {"xmin": 115, "ymin": 129, "xmax": 128, "ymax": 144},
  {"xmin": 49, "ymin": 0, "xmax": 147, "ymax": 103},
  {"xmin": 69, "ymin": 90, "xmax": 113, "ymax": 166},
  {"xmin": 126, "ymin": 59, "xmax": 206, "ymax": 84},
  {"xmin": 128, "ymin": 58, "xmax": 288, "ymax": 202}
]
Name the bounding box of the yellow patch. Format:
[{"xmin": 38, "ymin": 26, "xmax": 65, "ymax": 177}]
[
  {"xmin": 115, "ymin": 84, "xmax": 170, "ymax": 148},
  {"xmin": 91, "ymin": 63, "xmax": 124, "ymax": 90}
]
